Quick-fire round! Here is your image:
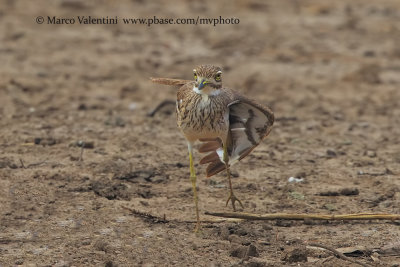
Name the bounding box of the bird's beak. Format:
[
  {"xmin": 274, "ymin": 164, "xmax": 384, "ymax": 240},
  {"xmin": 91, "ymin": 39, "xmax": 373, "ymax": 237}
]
[{"xmin": 198, "ymin": 79, "xmax": 208, "ymax": 90}]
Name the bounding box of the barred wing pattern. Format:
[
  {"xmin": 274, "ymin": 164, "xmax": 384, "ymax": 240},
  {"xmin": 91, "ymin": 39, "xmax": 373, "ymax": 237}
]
[
  {"xmin": 150, "ymin": 77, "xmax": 191, "ymax": 86},
  {"xmin": 199, "ymin": 99, "xmax": 274, "ymax": 177}
]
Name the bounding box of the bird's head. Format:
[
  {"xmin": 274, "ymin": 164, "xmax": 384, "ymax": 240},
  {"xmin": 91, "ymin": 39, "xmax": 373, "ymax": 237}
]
[{"xmin": 193, "ymin": 65, "xmax": 222, "ymax": 96}]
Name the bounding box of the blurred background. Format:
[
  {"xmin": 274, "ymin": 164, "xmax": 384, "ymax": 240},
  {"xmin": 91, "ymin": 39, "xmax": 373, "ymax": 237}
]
[{"xmin": 1, "ymin": 0, "xmax": 399, "ymax": 266}]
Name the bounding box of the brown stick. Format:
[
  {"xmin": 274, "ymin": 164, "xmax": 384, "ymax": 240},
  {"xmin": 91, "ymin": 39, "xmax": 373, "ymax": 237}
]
[
  {"xmin": 79, "ymin": 143, "xmax": 84, "ymax": 162},
  {"xmin": 122, "ymin": 206, "xmax": 168, "ymax": 223},
  {"xmin": 121, "ymin": 206, "xmax": 242, "ymax": 223},
  {"xmin": 19, "ymin": 159, "xmax": 26, "ymax": 169},
  {"xmin": 19, "ymin": 158, "xmax": 47, "ymax": 168},
  {"xmin": 26, "ymin": 160, "xmax": 47, "ymax": 168},
  {"xmin": 204, "ymin": 212, "xmax": 400, "ymax": 221},
  {"xmin": 308, "ymin": 243, "xmax": 371, "ymax": 267},
  {"xmin": 147, "ymin": 100, "xmax": 175, "ymax": 117}
]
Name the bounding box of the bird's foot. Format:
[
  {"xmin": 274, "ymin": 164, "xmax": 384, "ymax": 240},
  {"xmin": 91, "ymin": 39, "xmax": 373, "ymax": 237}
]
[{"xmin": 225, "ymin": 192, "xmax": 244, "ymax": 211}]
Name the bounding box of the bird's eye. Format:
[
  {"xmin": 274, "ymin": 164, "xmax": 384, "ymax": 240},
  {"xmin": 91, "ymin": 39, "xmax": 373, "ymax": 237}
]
[
  {"xmin": 194, "ymin": 72, "xmax": 197, "ymax": 80},
  {"xmin": 215, "ymin": 73, "xmax": 221, "ymax": 81}
]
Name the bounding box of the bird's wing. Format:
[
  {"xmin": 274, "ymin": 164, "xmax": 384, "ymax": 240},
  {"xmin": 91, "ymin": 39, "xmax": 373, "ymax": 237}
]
[
  {"xmin": 150, "ymin": 77, "xmax": 192, "ymax": 86},
  {"xmin": 199, "ymin": 98, "xmax": 274, "ymax": 177},
  {"xmin": 227, "ymin": 98, "xmax": 274, "ymax": 162}
]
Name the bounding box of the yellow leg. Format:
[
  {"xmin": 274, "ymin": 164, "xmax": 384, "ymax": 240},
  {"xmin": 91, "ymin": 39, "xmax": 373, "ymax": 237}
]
[
  {"xmin": 223, "ymin": 144, "xmax": 244, "ymax": 211},
  {"xmin": 188, "ymin": 143, "xmax": 200, "ymax": 232}
]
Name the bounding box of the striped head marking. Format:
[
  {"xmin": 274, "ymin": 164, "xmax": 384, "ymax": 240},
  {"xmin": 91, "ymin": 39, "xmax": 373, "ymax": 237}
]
[{"xmin": 193, "ymin": 65, "xmax": 222, "ymax": 96}]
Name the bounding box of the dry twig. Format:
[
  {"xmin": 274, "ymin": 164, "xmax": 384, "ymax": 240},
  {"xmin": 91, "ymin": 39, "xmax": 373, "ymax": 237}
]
[
  {"xmin": 308, "ymin": 243, "xmax": 371, "ymax": 267},
  {"xmin": 122, "ymin": 206, "xmax": 241, "ymax": 224},
  {"xmin": 122, "ymin": 206, "xmax": 168, "ymax": 223},
  {"xmin": 27, "ymin": 161, "xmax": 47, "ymax": 167},
  {"xmin": 79, "ymin": 143, "xmax": 84, "ymax": 162},
  {"xmin": 19, "ymin": 158, "xmax": 25, "ymax": 169},
  {"xmin": 204, "ymin": 212, "xmax": 400, "ymax": 221},
  {"xmin": 148, "ymin": 77, "xmax": 192, "ymax": 117},
  {"xmin": 19, "ymin": 158, "xmax": 47, "ymax": 168},
  {"xmin": 147, "ymin": 100, "xmax": 175, "ymax": 117}
]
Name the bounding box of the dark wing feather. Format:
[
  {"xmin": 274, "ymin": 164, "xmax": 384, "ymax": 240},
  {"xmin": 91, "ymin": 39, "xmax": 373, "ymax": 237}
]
[
  {"xmin": 199, "ymin": 98, "xmax": 274, "ymax": 177},
  {"xmin": 227, "ymin": 99, "xmax": 274, "ymax": 163},
  {"xmin": 198, "ymin": 138, "xmax": 222, "ymax": 153}
]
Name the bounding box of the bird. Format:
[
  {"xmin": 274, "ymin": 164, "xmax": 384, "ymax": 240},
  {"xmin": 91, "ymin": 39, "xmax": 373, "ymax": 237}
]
[{"xmin": 151, "ymin": 65, "xmax": 274, "ymax": 231}]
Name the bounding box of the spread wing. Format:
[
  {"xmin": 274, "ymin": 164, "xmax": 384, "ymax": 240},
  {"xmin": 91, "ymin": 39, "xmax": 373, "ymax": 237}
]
[
  {"xmin": 150, "ymin": 77, "xmax": 191, "ymax": 86},
  {"xmin": 199, "ymin": 98, "xmax": 274, "ymax": 177}
]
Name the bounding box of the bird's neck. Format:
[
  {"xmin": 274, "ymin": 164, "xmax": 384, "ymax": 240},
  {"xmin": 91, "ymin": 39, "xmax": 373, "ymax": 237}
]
[{"xmin": 193, "ymin": 86, "xmax": 221, "ymax": 99}]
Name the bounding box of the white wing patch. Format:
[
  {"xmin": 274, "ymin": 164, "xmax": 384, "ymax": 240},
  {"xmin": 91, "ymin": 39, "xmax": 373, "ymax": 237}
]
[{"xmin": 216, "ymin": 147, "xmax": 224, "ymax": 162}]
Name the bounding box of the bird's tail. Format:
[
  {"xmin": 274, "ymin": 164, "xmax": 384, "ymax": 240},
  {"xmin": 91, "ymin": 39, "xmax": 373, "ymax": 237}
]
[{"xmin": 150, "ymin": 77, "xmax": 191, "ymax": 86}]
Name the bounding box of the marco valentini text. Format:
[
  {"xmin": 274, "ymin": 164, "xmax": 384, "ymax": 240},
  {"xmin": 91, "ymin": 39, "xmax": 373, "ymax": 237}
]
[{"xmin": 46, "ymin": 16, "xmax": 118, "ymax": 24}]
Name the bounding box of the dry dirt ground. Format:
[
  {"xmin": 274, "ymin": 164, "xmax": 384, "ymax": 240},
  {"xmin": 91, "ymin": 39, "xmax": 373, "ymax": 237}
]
[{"xmin": 1, "ymin": 0, "xmax": 400, "ymax": 266}]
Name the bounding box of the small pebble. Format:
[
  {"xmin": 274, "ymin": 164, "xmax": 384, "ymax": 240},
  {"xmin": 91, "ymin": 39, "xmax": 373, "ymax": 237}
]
[
  {"xmin": 323, "ymin": 203, "xmax": 337, "ymax": 211},
  {"xmin": 288, "ymin": 177, "xmax": 304, "ymax": 183},
  {"xmin": 78, "ymin": 103, "xmax": 87, "ymax": 110},
  {"xmin": 276, "ymin": 220, "xmax": 293, "ymax": 227},
  {"xmin": 76, "ymin": 141, "xmax": 94, "ymax": 148},
  {"xmin": 81, "ymin": 239, "xmax": 91, "ymax": 246},
  {"xmin": 289, "ymin": 191, "xmax": 305, "ymax": 200},
  {"xmin": 340, "ymin": 188, "xmax": 359, "ymax": 196},
  {"xmin": 363, "ymin": 50, "xmax": 375, "ymax": 57},
  {"xmin": 295, "ymin": 172, "xmax": 306, "ymax": 178},
  {"xmin": 230, "ymin": 244, "xmax": 259, "ymax": 259},
  {"xmin": 342, "ymin": 140, "xmax": 353, "ymax": 145},
  {"xmin": 116, "ymin": 216, "xmax": 127, "ymax": 223},
  {"xmin": 143, "ymin": 231, "xmax": 153, "ymax": 238},
  {"xmin": 129, "ymin": 102, "xmax": 138, "ymax": 111},
  {"xmin": 228, "ymin": 234, "xmax": 242, "ymax": 244},
  {"xmin": 262, "ymin": 224, "xmax": 273, "ymax": 231},
  {"xmin": 231, "ymin": 170, "xmax": 240, "ymax": 177},
  {"xmin": 282, "ymin": 246, "xmax": 307, "ymax": 263},
  {"xmin": 326, "ymin": 149, "xmax": 337, "ymax": 157}
]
